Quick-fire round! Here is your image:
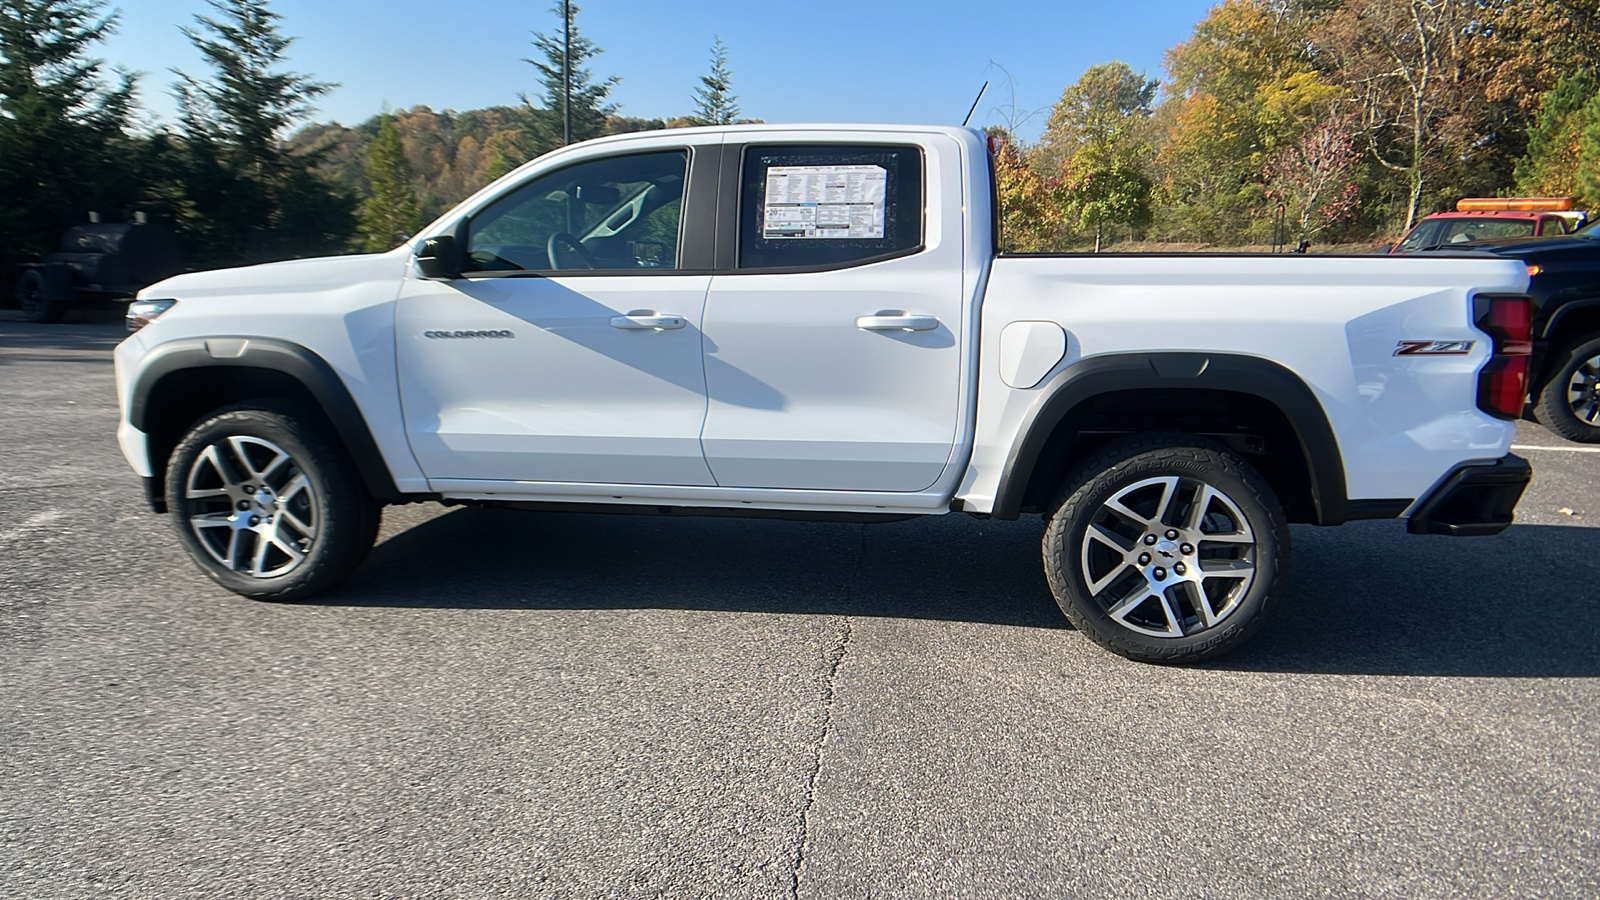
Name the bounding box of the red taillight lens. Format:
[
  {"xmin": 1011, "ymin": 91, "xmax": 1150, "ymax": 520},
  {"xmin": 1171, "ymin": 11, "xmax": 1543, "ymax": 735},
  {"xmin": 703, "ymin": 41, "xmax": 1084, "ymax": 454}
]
[{"xmin": 1474, "ymin": 295, "xmax": 1532, "ymax": 419}]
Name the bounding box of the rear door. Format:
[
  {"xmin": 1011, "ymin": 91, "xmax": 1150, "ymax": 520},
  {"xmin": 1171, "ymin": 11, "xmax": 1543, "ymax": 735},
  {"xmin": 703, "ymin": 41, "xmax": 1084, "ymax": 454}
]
[{"xmin": 698, "ymin": 136, "xmax": 966, "ymax": 491}]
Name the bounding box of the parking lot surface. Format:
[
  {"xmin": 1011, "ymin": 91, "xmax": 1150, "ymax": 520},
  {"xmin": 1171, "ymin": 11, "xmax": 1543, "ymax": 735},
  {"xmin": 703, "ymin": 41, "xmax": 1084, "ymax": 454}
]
[{"xmin": 2, "ymin": 321, "xmax": 1596, "ymax": 899}]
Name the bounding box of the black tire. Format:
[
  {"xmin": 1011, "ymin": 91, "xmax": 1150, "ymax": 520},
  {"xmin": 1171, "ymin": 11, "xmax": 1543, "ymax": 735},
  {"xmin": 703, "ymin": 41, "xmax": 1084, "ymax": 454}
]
[
  {"xmin": 1532, "ymin": 334, "xmax": 1600, "ymax": 443},
  {"xmin": 1042, "ymin": 434, "xmax": 1290, "ymax": 664},
  {"xmin": 16, "ymin": 269, "xmax": 64, "ymax": 323},
  {"xmin": 165, "ymin": 401, "xmax": 381, "ymax": 601}
]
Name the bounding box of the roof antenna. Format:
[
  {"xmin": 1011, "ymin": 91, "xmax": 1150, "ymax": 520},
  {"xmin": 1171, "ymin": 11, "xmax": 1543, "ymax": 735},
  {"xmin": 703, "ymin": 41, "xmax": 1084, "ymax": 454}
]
[{"xmin": 961, "ymin": 81, "xmax": 989, "ymax": 128}]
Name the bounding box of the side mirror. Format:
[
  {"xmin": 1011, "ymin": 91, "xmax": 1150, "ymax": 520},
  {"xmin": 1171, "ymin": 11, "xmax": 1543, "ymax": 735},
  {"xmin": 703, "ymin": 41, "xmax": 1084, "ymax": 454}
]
[{"xmin": 416, "ymin": 235, "xmax": 459, "ymax": 279}]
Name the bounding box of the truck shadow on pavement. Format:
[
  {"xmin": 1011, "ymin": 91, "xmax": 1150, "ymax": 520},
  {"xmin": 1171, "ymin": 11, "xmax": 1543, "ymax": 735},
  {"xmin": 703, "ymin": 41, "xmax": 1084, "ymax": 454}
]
[{"xmin": 325, "ymin": 508, "xmax": 1598, "ymax": 678}]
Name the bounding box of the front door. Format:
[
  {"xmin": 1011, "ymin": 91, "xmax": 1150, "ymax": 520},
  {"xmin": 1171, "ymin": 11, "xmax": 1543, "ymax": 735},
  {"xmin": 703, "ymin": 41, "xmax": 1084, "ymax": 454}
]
[{"xmin": 397, "ymin": 147, "xmax": 717, "ymax": 486}]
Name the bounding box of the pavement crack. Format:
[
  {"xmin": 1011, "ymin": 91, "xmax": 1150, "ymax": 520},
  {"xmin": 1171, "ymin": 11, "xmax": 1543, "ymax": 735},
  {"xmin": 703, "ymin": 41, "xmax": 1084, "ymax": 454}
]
[{"xmin": 789, "ymin": 525, "xmax": 866, "ymax": 900}]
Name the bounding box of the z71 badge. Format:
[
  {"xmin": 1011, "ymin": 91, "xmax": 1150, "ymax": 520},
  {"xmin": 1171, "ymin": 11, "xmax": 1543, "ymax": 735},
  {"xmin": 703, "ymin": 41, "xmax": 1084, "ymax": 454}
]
[{"xmin": 1394, "ymin": 339, "xmax": 1475, "ymax": 356}]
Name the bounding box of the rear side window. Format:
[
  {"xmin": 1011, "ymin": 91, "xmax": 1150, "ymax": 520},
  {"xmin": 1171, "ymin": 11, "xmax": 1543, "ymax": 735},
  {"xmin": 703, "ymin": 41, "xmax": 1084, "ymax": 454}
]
[{"xmin": 737, "ymin": 144, "xmax": 923, "ymax": 270}]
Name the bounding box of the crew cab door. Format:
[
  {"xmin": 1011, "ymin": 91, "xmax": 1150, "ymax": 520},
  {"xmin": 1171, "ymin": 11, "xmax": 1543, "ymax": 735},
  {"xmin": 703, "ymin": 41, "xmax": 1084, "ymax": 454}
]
[
  {"xmin": 396, "ymin": 143, "xmax": 719, "ymax": 486},
  {"xmin": 699, "ymin": 137, "xmax": 966, "ymax": 491}
]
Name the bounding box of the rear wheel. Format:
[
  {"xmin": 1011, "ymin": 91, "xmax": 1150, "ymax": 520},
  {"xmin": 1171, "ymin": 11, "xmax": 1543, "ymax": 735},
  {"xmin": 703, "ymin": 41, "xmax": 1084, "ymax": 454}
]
[
  {"xmin": 1042, "ymin": 435, "xmax": 1290, "ymax": 664},
  {"xmin": 1532, "ymin": 334, "xmax": 1600, "ymax": 443},
  {"xmin": 165, "ymin": 402, "xmax": 381, "ymax": 600}
]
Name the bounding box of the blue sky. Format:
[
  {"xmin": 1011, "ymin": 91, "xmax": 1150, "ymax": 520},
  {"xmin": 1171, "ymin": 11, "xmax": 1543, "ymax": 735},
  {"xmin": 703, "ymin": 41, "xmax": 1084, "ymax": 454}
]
[{"xmin": 104, "ymin": 0, "xmax": 1217, "ymax": 142}]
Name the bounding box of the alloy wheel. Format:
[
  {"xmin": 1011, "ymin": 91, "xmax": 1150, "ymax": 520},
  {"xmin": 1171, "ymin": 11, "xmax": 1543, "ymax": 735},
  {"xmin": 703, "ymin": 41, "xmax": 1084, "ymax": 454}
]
[
  {"xmin": 1079, "ymin": 475, "xmax": 1257, "ymax": 638},
  {"xmin": 1567, "ymin": 351, "xmax": 1600, "ymax": 426},
  {"xmin": 184, "ymin": 436, "xmax": 319, "ymax": 578}
]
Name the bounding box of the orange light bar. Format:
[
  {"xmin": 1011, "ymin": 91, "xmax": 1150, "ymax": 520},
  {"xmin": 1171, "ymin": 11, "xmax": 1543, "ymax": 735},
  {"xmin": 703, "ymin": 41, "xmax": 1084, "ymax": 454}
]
[{"xmin": 1456, "ymin": 197, "xmax": 1575, "ymax": 212}]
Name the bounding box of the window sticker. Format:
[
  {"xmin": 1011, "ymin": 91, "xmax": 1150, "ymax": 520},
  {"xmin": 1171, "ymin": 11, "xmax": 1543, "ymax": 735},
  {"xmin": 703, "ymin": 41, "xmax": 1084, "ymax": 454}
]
[{"xmin": 762, "ymin": 164, "xmax": 887, "ymax": 239}]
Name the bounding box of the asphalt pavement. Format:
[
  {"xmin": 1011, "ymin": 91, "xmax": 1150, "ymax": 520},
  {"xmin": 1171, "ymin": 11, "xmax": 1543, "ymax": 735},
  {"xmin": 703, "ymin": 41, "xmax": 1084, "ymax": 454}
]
[{"xmin": 2, "ymin": 320, "xmax": 1596, "ymax": 899}]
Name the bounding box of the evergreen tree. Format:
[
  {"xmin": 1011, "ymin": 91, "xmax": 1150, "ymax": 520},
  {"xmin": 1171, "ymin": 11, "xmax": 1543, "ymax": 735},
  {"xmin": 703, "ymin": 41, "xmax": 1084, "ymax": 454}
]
[
  {"xmin": 174, "ymin": 0, "xmax": 332, "ymax": 175},
  {"xmin": 0, "ymin": 0, "xmax": 138, "ymax": 287},
  {"xmin": 692, "ymin": 36, "xmax": 739, "ymax": 126},
  {"xmin": 1580, "ymin": 93, "xmax": 1600, "ymax": 206},
  {"xmin": 522, "ymin": 2, "xmax": 618, "ymax": 149},
  {"xmin": 1515, "ymin": 71, "xmax": 1599, "ymax": 204},
  {"xmin": 357, "ymin": 111, "xmax": 420, "ymax": 252},
  {"xmin": 170, "ymin": 0, "xmax": 351, "ymax": 262}
]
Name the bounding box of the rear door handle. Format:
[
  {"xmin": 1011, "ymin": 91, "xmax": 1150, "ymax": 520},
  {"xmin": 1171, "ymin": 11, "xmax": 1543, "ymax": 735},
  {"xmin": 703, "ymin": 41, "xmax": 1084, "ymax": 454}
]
[
  {"xmin": 856, "ymin": 311, "xmax": 939, "ymax": 332},
  {"xmin": 610, "ymin": 311, "xmax": 686, "ymax": 331}
]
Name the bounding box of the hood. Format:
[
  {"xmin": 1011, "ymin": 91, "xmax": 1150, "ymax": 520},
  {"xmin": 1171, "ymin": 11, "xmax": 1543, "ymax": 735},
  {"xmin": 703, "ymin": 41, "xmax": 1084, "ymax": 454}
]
[{"xmin": 138, "ymin": 250, "xmax": 410, "ymax": 301}]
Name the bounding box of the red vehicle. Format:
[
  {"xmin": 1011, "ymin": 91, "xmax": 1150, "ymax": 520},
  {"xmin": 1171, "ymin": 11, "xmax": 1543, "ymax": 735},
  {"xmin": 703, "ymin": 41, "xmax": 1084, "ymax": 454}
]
[{"xmin": 1390, "ymin": 198, "xmax": 1586, "ymax": 252}]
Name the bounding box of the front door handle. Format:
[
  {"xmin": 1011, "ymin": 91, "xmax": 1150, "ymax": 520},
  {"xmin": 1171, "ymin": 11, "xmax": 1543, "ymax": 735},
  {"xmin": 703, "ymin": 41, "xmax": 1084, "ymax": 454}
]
[
  {"xmin": 856, "ymin": 311, "xmax": 940, "ymax": 332},
  {"xmin": 610, "ymin": 310, "xmax": 686, "ymax": 331}
]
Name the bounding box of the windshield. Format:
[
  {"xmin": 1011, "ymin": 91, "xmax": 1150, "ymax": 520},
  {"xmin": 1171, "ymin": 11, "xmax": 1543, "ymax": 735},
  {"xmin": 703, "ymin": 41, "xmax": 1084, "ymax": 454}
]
[{"xmin": 1393, "ymin": 217, "xmax": 1537, "ymax": 252}]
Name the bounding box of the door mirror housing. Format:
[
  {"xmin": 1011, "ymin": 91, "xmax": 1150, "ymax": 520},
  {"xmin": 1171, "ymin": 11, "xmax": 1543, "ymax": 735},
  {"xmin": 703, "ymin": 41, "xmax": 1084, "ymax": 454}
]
[{"xmin": 416, "ymin": 235, "xmax": 459, "ymax": 279}]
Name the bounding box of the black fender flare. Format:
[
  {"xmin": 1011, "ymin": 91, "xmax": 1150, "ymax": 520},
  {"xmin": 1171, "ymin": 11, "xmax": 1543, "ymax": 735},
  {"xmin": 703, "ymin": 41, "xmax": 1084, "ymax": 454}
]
[
  {"xmin": 990, "ymin": 352, "xmax": 1350, "ymax": 524},
  {"xmin": 1542, "ymin": 297, "xmax": 1600, "ymax": 341},
  {"xmin": 130, "ymin": 337, "xmax": 402, "ymax": 503}
]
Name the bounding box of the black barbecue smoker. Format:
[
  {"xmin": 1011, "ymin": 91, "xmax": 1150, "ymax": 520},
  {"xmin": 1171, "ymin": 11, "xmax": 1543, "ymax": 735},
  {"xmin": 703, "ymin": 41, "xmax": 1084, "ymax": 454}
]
[{"xmin": 15, "ymin": 213, "xmax": 183, "ymax": 322}]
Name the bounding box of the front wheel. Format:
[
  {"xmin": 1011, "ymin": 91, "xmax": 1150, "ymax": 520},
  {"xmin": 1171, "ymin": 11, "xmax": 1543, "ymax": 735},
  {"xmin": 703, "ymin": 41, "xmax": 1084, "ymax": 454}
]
[
  {"xmin": 1042, "ymin": 435, "xmax": 1290, "ymax": 664},
  {"xmin": 165, "ymin": 402, "xmax": 381, "ymax": 601},
  {"xmin": 1532, "ymin": 335, "xmax": 1600, "ymax": 443}
]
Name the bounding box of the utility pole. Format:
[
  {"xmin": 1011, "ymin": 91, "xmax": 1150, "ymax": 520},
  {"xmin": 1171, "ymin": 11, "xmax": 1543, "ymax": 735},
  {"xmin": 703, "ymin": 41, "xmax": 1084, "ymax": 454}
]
[{"xmin": 562, "ymin": 0, "xmax": 572, "ymax": 146}]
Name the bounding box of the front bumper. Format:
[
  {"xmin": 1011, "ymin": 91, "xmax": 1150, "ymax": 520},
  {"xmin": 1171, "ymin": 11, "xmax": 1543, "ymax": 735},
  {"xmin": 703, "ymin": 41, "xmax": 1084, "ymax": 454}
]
[{"xmin": 1406, "ymin": 454, "xmax": 1531, "ymax": 536}]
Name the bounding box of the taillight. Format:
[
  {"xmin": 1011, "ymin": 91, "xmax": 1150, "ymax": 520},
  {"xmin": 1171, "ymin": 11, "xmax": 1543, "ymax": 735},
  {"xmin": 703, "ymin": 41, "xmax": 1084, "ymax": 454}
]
[{"xmin": 1474, "ymin": 294, "xmax": 1532, "ymax": 419}]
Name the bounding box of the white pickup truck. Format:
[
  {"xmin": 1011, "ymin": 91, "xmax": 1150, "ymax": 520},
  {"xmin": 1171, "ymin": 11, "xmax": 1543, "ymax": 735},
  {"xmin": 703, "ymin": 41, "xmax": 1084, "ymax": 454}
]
[{"xmin": 114, "ymin": 124, "xmax": 1533, "ymax": 663}]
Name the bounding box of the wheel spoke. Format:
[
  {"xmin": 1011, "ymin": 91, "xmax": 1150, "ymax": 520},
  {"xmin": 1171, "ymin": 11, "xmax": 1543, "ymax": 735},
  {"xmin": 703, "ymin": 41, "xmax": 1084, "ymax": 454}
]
[
  {"xmin": 1185, "ymin": 483, "xmax": 1217, "ymax": 531},
  {"xmin": 1158, "ymin": 590, "xmax": 1187, "ymax": 637},
  {"xmin": 1152, "ymin": 477, "xmax": 1182, "ymax": 527},
  {"xmin": 1200, "ymin": 557, "xmax": 1256, "ymax": 576},
  {"xmin": 279, "ymin": 507, "xmax": 315, "ymax": 539},
  {"xmin": 1105, "ymin": 496, "xmax": 1155, "ymax": 528},
  {"xmin": 252, "ymin": 531, "xmax": 273, "ymax": 574},
  {"xmin": 1181, "ymin": 581, "xmax": 1217, "ymax": 629},
  {"xmin": 1106, "ymin": 585, "xmax": 1158, "ymax": 623},
  {"xmin": 224, "ymin": 530, "xmax": 244, "ymax": 570},
  {"xmin": 257, "ymin": 451, "xmax": 290, "ymax": 483},
  {"xmin": 228, "ymin": 436, "xmax": 288, "ymax": 482},
  {"xmin": 188, "ymin": 445, "xmax": 243, "ymax": 496},
  {"xmin": 1087, "ymin": 522, "xmax": 1133, "ymax": 554},
  {"xmin": 1197, "ymin": 491, "xmax": 1254, "ymax": 543},
  {"xmin": 1086, "ymin": 561, "xmax": 1131, "ymax": 596},
  {"xmin": 268, "ymin": 534, "xmax": 305, "ymax": 568},
  {"xmin": 189, "ymin": 512, "xmax": 235, "ymax": 532}
]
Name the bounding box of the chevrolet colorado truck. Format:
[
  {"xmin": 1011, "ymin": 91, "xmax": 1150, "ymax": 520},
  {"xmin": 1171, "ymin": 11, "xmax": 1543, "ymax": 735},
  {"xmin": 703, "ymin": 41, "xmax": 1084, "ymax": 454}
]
[{"xmin": 114, "ymin": 124, "xmax": 1533, "ymax": 664}]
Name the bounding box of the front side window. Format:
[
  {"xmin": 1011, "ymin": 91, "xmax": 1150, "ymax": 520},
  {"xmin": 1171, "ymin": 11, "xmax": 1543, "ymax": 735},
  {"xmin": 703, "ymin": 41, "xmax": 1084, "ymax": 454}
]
[
  {"xmin": 466, "ymin": 149, "xmax": 688, "ymax": 272},
  {"xmin": 738, "ymin": 144, "xmax": 923, "ymax": 270}
]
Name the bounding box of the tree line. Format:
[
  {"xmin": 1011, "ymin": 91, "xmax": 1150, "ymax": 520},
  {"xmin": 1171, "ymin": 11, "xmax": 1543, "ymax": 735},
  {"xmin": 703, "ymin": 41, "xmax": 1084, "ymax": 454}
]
[
  {"xmin": 996, "ymin": 0, "xmax": 1600, "ymax": 252},
  {"xmin": 9, "ymin": 0, "xmax": 1600, "ymax": 293},
  {"xmin": 0, "ymin": 0, "xmax": 747, "ymax": 294}
]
